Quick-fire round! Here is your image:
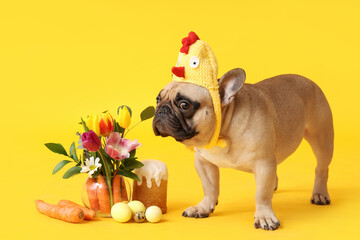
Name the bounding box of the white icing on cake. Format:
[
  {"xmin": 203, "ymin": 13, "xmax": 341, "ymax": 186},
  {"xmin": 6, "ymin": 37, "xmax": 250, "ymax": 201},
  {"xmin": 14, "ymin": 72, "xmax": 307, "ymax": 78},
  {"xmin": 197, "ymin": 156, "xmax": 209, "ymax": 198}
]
[{"xmin": 134, "ymin": 160, "xmax": 168, "ymax": 188}]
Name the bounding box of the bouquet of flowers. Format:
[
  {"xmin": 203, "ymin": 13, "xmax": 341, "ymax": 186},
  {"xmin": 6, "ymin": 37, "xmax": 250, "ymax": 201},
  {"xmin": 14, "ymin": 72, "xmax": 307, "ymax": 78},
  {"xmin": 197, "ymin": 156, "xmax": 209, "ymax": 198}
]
[{"xmin": 45, "ymin": 105, "xmax": 155, "ymax": 216}]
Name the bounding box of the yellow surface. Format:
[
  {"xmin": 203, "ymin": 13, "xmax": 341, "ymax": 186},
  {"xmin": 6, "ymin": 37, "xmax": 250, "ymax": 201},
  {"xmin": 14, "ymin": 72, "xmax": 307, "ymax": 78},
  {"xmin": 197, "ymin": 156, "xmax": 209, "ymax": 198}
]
[{"xmin": 1, "ymin": 0, "xmax": 359, "ymax": 239}]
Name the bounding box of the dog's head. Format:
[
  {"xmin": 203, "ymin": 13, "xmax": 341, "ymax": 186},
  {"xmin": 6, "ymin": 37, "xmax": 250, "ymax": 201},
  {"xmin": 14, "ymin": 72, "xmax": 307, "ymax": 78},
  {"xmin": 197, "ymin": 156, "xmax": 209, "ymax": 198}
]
[{"xmin": 153, "ymin": 68, "xmax": 246, "ymax": 147}]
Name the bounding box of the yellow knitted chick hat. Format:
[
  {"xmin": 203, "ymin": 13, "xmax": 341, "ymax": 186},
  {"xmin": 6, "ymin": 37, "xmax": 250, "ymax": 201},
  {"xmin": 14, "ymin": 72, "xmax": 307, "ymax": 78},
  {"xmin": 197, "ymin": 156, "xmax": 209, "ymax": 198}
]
[{"xmin": 171, "ymin": 31, "xmax": 226, "ymax": 149}]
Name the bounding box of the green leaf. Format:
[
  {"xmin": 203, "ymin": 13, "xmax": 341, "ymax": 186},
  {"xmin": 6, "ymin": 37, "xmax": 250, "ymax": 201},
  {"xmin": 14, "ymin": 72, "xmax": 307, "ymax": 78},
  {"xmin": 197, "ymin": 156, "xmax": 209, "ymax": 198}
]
[
  {"xmin": 83, "ymin": 149, "xmax": 91, "ymax": 160},
  {"xmin": 118, "ymin": 170, "xmax": 140, "ymax": 182},
  {"xmin": 63, "ymin": 166, "xmax": 82, "ymax": 179},
  {"xmin": 117, "ymin": 105, "xmax": 132, "ymax": 117},
  {"xmin": 69, "ymin": 142, "xmax": 78, "ymax": 162},
  {"xmin": 77, "ymin": 134, "xmax": 84, "ymax": 149},
  {"xmin": 123, "ymin": 158, "xmax": 143, "ymax": 170},
  {"xmin": 52, "ymin": 160, "xmax": 72, "ymax": 175},
  {"xmin": 121, "ymin": 157, "xmax": 138, "ymax": 170},
  {"xmin": 140, "ymin": 106, "xmax": 155, "ymax": 121},
  {"xmin": 102, "ymin": 110, "xmax": 109, "ymax": 114},
  {"xmin": 45, "ymin": 143, "xmax": 68, "ymax": 156},
  {"xmin": 69, "ymin": 142, "xmax": 75, "ymax": 154},
  {"xmin": 81, "ymin": 118, "xmax": 89, "ymax": 132},
  {"xmin": 129, "ymin": 149, "xmax": 136, "ymax": 158},
  {"xmin": 113, "ymin": 119, "xmax": 118, "ymax": 132}
]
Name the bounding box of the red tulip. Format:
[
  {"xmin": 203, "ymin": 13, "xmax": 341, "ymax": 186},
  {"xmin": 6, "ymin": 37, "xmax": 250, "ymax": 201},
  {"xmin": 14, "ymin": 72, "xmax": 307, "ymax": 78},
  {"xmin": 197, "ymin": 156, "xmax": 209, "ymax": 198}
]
[
  {"xmin": 82, "ymin": 130, "xmax": 101, "ymax": 152},
  {"xmin": 99, "ymin": 113, "xmax": 114, "ymax": 137},
  {"xmin": 85, "ymin": 112, "xmax": 114, "ymax": 138}
]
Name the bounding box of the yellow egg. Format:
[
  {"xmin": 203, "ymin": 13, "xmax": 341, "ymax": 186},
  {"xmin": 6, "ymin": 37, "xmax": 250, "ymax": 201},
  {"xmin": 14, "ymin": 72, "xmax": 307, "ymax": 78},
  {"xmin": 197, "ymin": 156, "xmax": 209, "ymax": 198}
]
[
  {"xmin": 111, "ymin": 202, "xmax": 132, "ymax": 223},
  {"xmin": 127, "ymin": 201, "xmax": 146, "ymax": 215},
  {"xmin": 145, "ymin": 206, "xmax": 162, "ymax": 223}
]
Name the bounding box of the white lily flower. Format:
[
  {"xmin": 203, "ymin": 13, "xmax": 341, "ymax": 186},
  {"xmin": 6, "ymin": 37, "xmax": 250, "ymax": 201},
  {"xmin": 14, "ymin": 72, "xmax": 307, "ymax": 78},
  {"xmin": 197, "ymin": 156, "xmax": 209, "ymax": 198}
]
[{"xmin": 80, "ymin": 156, "xmax": 102, "ymax": 178}]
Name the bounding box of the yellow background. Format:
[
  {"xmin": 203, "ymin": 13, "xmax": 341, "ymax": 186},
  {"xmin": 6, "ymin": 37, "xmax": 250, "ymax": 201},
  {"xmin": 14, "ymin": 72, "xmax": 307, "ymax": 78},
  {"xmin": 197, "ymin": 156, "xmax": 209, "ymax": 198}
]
[{"xmin": 1, "ymin": 0, "xmax": 359, "ymax": 239}]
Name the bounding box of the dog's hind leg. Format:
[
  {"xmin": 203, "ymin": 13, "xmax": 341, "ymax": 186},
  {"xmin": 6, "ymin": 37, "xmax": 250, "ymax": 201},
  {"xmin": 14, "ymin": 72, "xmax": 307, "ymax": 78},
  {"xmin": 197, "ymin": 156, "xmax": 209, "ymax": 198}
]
[
  {"xmin": 304, "ymin": 87, "xmax": 334, "ymax": 205},
  {"xmin": 305, "ymin": 128, "xmax": 333, "ymax": 205}
]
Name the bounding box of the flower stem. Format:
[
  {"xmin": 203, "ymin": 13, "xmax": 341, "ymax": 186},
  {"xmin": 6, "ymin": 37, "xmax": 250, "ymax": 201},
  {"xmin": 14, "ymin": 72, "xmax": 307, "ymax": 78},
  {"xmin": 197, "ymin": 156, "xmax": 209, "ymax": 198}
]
[
  {"xmin": 113, "ymin": 160, "xmax": 121, "ymax": 176},
  {"xmin": 124, "ymin": 121, "xmax": 141, "ymax": 137},
  {"xmin": 98, "ymin": 150, "xmax": 114, "ymax": 207}
]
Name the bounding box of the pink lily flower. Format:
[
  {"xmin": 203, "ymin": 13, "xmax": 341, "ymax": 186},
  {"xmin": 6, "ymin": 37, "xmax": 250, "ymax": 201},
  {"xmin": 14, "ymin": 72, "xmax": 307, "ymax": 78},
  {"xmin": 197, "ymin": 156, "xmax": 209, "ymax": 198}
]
[{"xmin": 105, "ymin": 132, "xmax": 141, "ymax": 160}]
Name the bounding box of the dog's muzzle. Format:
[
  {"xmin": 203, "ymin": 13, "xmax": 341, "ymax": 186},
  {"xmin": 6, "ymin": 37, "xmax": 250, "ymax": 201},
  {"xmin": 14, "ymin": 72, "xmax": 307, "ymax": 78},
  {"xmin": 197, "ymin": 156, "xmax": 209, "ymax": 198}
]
[{"xmin": 153, "ymin": 104, "xmax": 198, "ymax": 141}]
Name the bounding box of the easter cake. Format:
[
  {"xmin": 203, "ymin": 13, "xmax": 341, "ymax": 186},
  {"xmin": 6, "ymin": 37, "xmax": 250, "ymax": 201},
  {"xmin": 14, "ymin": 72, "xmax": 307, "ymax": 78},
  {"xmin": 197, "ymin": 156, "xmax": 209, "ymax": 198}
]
[{"xmin": 133, "ymin": 160, "xmax": 168, "ymax": 213}]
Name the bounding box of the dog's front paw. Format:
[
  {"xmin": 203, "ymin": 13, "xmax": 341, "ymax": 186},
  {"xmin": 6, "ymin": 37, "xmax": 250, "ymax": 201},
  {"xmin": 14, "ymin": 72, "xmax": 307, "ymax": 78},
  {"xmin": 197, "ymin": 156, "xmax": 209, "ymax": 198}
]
[
  {"xmin": 311, "ymin": 193, "xmax": 331, "ymax": 205},
  {"xmin": 254, "ymin": 209, "xmax": 280, "ymax": 231},
  {"xmin": 182, "ymin": 198, "xmax": 217, "ymax": 218},
  {"xmin": 182, "ymin": 206, "xmax": 210, "ymax": 218}
]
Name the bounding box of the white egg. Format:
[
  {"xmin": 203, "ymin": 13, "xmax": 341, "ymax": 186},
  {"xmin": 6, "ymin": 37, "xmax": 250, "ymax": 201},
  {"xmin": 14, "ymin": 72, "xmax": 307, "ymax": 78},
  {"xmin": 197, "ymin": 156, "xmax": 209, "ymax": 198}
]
[{"xmin": 145, "ymin": 206, "xmax": 162, "ymax": 223}]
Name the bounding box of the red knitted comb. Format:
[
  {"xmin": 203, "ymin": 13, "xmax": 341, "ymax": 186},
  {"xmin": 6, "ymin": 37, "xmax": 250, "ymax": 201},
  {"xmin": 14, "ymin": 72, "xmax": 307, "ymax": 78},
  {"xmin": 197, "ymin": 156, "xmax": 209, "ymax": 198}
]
[
  {"xmin": 171, "ymin": 66, "xmax": 185, "ymax": 78},
  {"xmin": 180, "ymin": 31, "xmax": 200, "ymax": 54}
]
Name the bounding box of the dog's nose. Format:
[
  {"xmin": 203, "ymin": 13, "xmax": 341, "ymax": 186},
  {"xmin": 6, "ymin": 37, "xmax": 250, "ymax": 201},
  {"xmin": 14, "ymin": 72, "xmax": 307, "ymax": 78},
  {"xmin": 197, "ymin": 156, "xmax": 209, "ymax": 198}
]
[{"xmin": 158, "ymin": 104, "xmax": 172, "ymax": 115}]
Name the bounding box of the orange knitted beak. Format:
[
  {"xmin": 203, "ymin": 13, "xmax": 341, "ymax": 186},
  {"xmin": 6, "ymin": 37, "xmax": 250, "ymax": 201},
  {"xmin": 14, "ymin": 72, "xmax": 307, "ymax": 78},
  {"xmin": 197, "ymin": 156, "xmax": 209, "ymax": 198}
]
[{"xmin": 171, "ymin": 66, "xmax": 185, "ymax": 78}]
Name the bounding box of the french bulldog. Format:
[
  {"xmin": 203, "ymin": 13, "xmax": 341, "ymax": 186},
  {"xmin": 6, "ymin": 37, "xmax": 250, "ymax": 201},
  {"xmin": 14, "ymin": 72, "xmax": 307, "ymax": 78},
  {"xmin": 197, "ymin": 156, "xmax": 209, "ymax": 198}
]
[{"xmin": 153, "ymin": 68, "xmax": 334, "ymax": 230}]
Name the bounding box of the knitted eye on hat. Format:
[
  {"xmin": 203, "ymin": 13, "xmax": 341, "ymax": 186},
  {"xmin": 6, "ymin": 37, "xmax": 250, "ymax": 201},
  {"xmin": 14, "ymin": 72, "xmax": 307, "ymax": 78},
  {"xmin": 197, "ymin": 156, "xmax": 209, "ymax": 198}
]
[{"xmin": 171, "ymin": 31, "xmax": 226, "ymax": 149}]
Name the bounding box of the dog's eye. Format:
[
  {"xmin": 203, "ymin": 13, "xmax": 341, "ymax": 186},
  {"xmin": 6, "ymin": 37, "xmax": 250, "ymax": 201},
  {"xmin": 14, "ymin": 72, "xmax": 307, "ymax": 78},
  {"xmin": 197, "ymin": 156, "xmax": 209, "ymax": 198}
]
[
  {"xmin": 189, "ymin": 56, "xmax": 199, "ymax": 68},
  {"xmin": 179, "ymin": 101, "xmax": 191, "ymax": 111},
  {"xmin": 156, "ymin": 95, "xmax": 161, "ymax": 104}
]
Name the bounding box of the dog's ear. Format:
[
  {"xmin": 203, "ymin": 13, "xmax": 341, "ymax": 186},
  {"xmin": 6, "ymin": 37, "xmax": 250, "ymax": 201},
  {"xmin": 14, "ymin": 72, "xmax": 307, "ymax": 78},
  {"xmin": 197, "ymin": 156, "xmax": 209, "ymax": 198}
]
[{"xmin": 218, "ymin": 68, "xmax": 246, "ymax": 106}]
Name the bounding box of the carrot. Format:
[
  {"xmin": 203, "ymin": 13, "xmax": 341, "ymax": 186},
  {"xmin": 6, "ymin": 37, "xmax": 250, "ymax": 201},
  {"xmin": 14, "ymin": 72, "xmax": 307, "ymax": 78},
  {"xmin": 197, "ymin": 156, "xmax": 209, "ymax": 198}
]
[
  {"xmin": 57, "ymin": 200, "xmax": 96, "ymax": 220},
  {"xmin": 86, "ymin": 177, "xmax": 100, "ymax": 211},
  {"xmin": 97, "ymin": 174, "xmax": 111, "ymax": 214},
  {"xmin": 35, "ymin": 200, "xmax": 84, "ymax": 223},
  {"xmin": 112, "ymin": 175, "xmax": 128, "ymax": 204}
]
